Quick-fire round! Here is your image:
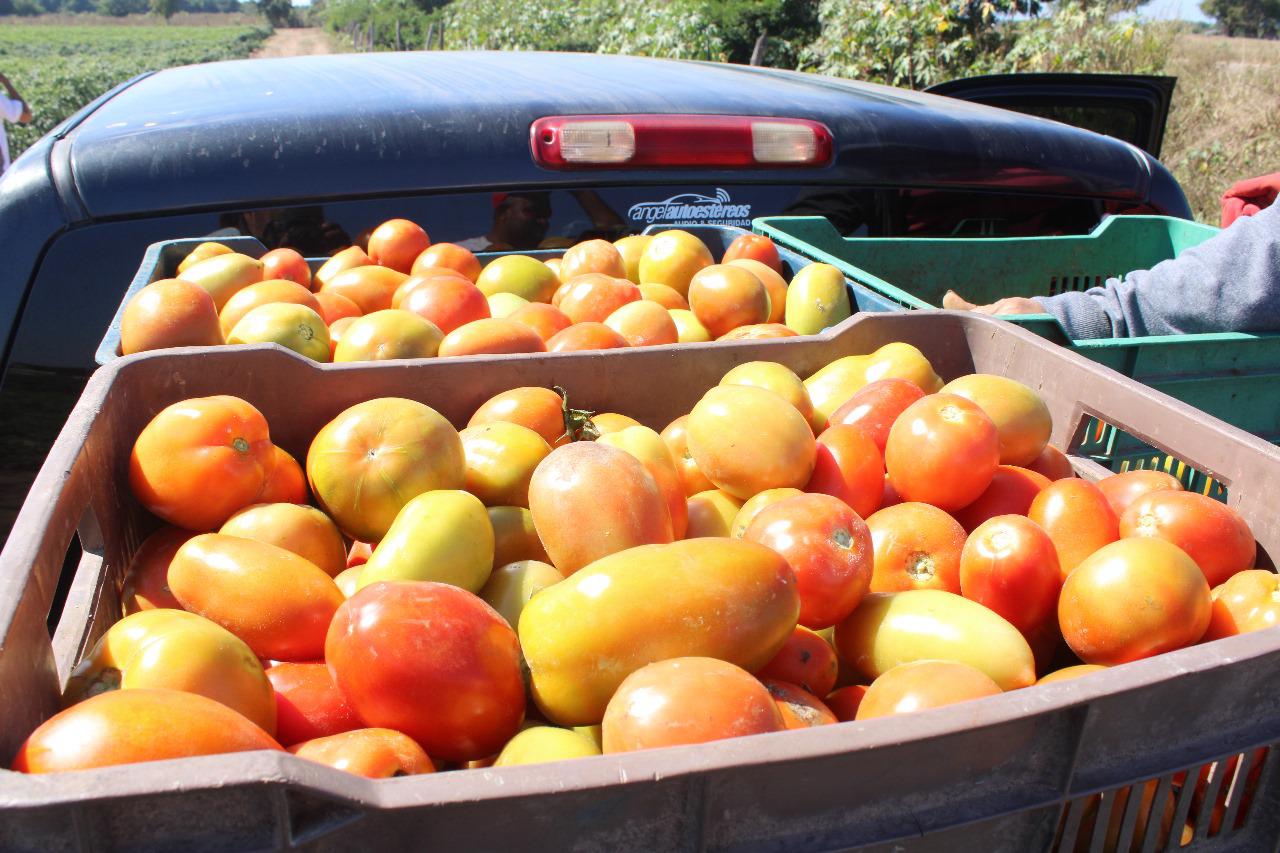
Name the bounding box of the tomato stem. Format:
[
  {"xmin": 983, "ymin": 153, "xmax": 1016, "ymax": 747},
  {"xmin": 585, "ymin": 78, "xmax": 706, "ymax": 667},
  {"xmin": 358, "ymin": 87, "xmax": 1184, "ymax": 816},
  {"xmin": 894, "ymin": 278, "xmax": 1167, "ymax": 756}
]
[{"xmin": 554, "ymin": 385, "xmax": 600, "ymax": 443}]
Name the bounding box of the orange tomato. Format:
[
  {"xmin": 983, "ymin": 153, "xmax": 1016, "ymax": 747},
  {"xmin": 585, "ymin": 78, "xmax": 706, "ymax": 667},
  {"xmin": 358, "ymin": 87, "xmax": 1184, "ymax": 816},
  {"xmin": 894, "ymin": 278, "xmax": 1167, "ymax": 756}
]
[
  {"xmin": 824, "ymin": 684, "xmax": 869, "ymax": 722},
  {"xmin": 260, "ymin": 248, "xmax": 311, "ymax": 288},
  {"xmin": 557, "ymin": 274, "xmax": 641, "ymax": 324},
  {"xmin": 826, "ymin": 377, "xmax": 925, "ymax": 452},
  {"xmin": 290, "ymin": 728, "xmax": 434, "ymax": 777},
  {"xmin": 393, "ymin": 270, "xmax": 473, "ymax": 308},
  {"xmin": 717, "ymin": 323, "xmax": 798, "ymax": 341},
  {"xmin": 763, "ymin": 679, "xmax": 837, "ymax": 729},
  {"xmin": 686, "ymin": 489, "xmax": 745, "ymax": 538},
  {"xmin": 638, "ymin": 282, "xmax": 688, "ymax": 310},
  {"xmin": 332, "ymin": 309, "xmax": 443, "ymax": 362},
  {"xmin": 122, "ymin": 526, "xmax": 195, "ymax": 612},
  {"xmin": 1120, "ymin": 491, "xmax": 1256, "ymax": 586},
  {"xmin": 601, "ymin": 657, "xmax": 784, "ymax": 752},
  {"xmin": 745, "ymin": 493, "xmax": 873, "ymax": 628},
  {"xmin": 13, "ymin": 688, "xmax": 281, "ymax": 773},
  {"xmin": 722, "ymin": 233, "xmax": 783, "ymax": 274},
  {"xmin": 1028, "ymin": 479, "xmax": 1120, "ymax": 581},
  {"xmin": 177, "ymin": 241, "xmax": 232, "ymax": 274},
  {"xmin": 438, "ymin": 318, "xmax": 546, "ymax": 357},
  {"xmin": 470, "ymin": 386, "xmax": 568, "ymax": 448},
  {"xmin": 546, "ymin": 321, "xmax": 630, "ymax": 352},
  {"xmin": 1036, "ymin": 664, "xmax": 1107, "ymax": 685},
  {"xmin": 1058, "ymin": 538, "xmax": 1211, "ymax": 665},
  {"xmin": 219, "ymin": 279, "xmax": 321, "ymax": 338},
  {"xmin": 120, "ymin": 278, "xmax": 223, "ymax": 355},
  {"xmin": 661, "ymin": 414, "xmax": 715, "ymax": 496},
  {"xmin": 489, "ymin": 506, "xmax": 551, "ymax": 568},
  {"xmin": 559, "ymin": 239, "xmax": 627, "ymax": 280},
  {"xmin": 327, "ymin": 316, "xmax": 356, "ymax": 357},
  {"xmin": 129, "ymin": 395, "xmax": 275, "ymax": 531},
  {"xmin": 855, "ymin": 660, "xmax": 1002, "ymax": 720},
  {"xmin": 260, "ymin": 445, "xmax": 307, "ymax": 504},
  {"xmin": 528, "ymin": 442, "xmax": 673, "ymax": 575},
  {"xmin": 313, "ymin": 245, "xmax": 371, "ymax": 291},
  {"xmin": 688, "ymin": 264, "xmax": 770, "ymax": 338},
  {"xmin": 604, "ymin": 300, "xmax": 678, "ymax": 347},
  {"xmin": 367, "ymin": 219, "xmax": 431, "ymax": 273},
  {"xmin": 687, "ymin": 385, "xmax": 817, "ymax": 499},
  {"xmin": 267, "ymin": 662, "xmax": 363, "ymax": 746},
  {"xmin": 727, "ymin": 258, "xmax": 787, "ymax": 324},
  {"xmin": 756, "ymin": 625, "xmax": 839, "ymax": 697},
  {"xmin": 459, "ymin": 422, "xmax": 552, "ymax": 508},
  {"xmin": 320, "ymin": 265, "xmax": 409, "ymax": 314},
  {"xmin": 400, "ymin": 275, "xmax": 491, "ymax": 334},
  {"xmin": 638, "ymin": 229, "xmax": 713, "ymax": 297},
  {"xmin": 411, "ymin": 242, "xmax": 481, "ymax": 282},
  {"xmin": 885, "ymin": 394, "xmax": 1000, "ymax": 511},
  {"xmin": 1203, "ymin": 569, "xmax": 1280, "ymax": 640},
  {"xmin": 169, "ymin": 533, "xmax": 345, "ymax": 661},
  {"xmin": 598, "ymin": 424, "xmax": 689, "ymax": 539},
  {"xmin": 719, "ymin": 360, "xmax": 814, "ymax": 425},
  {"xmin": 1026, "ymin": 444, "xmax": 1075, "ymax": 481},
  {"xmin": 866, "ymin": 502, "xmax": 966, "ymax": 593},
  {"xmin": 347, "ymin": 540, "xmax": 374, "ymax": 568},
  {"xmin": 314, "ymin": 291, "xmax": 362, "ymax": 325},
  {"xmin": 220, "ymin": 502, "xmax": 347, "ymax": 577},
  {"xmin": 952, "ymin": 465, "xmax": 1050, "ymax": 532},
  {"xmin": 507, "ymin": 302, "xmax": 573, "ymax": 343},
  {"xmin": 731, "ymin": 487, "xmax": 804, "ymax": 538},
  {"xmin": 959, "ymin": 514, "xmax": 1061, "ymax": 634},
  {"xmin": 1097, "ymin": 469, "xmax": 1183, "ymax": 518},
  {"xmin": 805, "ymin": 424, "xmax": 885, "ymax": 519}
]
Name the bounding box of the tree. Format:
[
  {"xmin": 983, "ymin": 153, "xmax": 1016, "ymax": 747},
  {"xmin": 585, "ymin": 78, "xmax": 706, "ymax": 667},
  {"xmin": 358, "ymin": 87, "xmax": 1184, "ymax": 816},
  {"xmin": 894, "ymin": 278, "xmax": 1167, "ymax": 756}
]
[
  {"xmin": 150, "ymin": 0, "xmax": 177, "ymax": 19},
  {"xmin": 258, "ymin": 0, "xmax": 292, "ymax": 26},
  {"xmin": 1201, "ymin": 0, "xmax": 1280, "ymax": 37}
]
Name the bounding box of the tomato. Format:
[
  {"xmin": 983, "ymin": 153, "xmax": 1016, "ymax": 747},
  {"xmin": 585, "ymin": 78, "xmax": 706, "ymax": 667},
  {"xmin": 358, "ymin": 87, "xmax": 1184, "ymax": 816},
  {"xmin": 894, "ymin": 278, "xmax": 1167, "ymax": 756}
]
[
  {"xmin": 731, "ymin": 487, "xmax": 803, "ymax": 539},
  {"xmin": 64, "ymin": 609, "xmax": 276, "ymax": 734},
  {"xmin": 885, "ymin": 394, "xmax": 999, "ymax": 511},
  {"xmin": 785, "ymin": 263, "xmax": 850, "ymax": 336},
  {"xmin": 122, "ymin": 526, "xmax": 194, "ymax": 612},
  {"xmin": 220, "ymin": 503, "xmax": 347, "ymax": 577},
  {"xmin": 479, "ymin": 559, "xmax": 565, "ymax": 629},
  {"xmin": 219, "ymin": 279, "xmax": 321, "ymax": 337},
  {"xmin": 326, "ymin": 581, "xmax": 524, "ymax": 762},
  {"xmin": 411, "ymin": 242, "xmax": 482, "ymax": 282},
  {"xmin": 1028, "ymin": 479, "xmax": 1119, "ymax": 581},
  {"xmin": 559, "ymin": 238, "xmax": 627, "ymax": 280},
  {"xmin": 258, "ymin": 444, "xmax": 307, "ymax": 506},
  {"xmin": 638, "ymin": 230, "xmax": 714, "ymax": 298},
  {"xmin": 130, "ymin": 395, "xmax": 275, "ymax": 531},
  {"xmin": 688, "ymin": 264, "xmax": 770, "ymax": 338},
  {"xmin": 227, "ymin": 303, "xmax": 330, "ymax": 362},
  {"xmin": 261, "ymin": 247, "xmax": 311, "ymax": 288},
  {"xmin": 670, "ymin": 309, "xmax": 714, "ymax": 343},
  {"xmin": 953, "ymin": 465, "xmax": 1050, "ymax": 532},
  {"xmin": 367, "ymin": 218, "xmax": 431, "ymax": 274},
  {"xmin": 178, "ymin": 253, "xmax": 265, "ymax": 311},
  {"xmin": 865, "ymin": 502, "xmax": 966, "ymax": 593},
  {"xmin": 521, "ymin": 538, "xmax": 798, "ymax": 725},
  {"xmin": 855, "ymin": 660, "xmax": 1002, "ymax": 720},
  {"xmin": 718, "ymin": 323, "xmax": 799, "ymax": 341},
  {"xmin": 959, "ymin": 515, "xmax": 1061, "ymax": 634},
  {"xmin": 331, "ymin": 308, "xmax": 443, "ymax": 362},
  {"xmin": 1026, "ymin": 443, "xmax": 1075, "ymax": 481},
  {"xmin": 489, "ymin": 506, "xmax": 551, "ymax": 568},
  {"xmin": 314, "ymin": 291, "xmax": 362, "ymax": 325},
  {"xmin": 756, "ymin": 625, "xmax": 839, "ymax": 696},
  {"xmin": 544, "ymin": 321, "xmax": 628, "ymax": 352},
  {"xmin": 320, "ymin": 265, "xmax": 409, "ymax": 314},
  {"xmin": 13, "ymin": 689, "xmax": 280, "ymax": 773},
  {"xmin": 1036, "ymin": 664, "xmax": 1106, "ymax": 685},
  {"xmin": 805, "ymin": 342, "xmax": 943, "ymax": 431},
  {"xmin": 726, "ymin": 259, "xmax": 787, "ymax": 324},
  {"xmin": 661, "ymin": 414, "xmax": 716, "ymax": 496},
  {"xmin": 638, "ymin": 282, "xmax": 688, "ymax": 311},
  {"xmin": 1120, "ymin": 491, "xmax": 1256, "ymax": 586},
  {"xmin": 763, "ymin": 679, "xmax": 837, "ymax": 729},
  {"xmin": 557, "ymin": 274, "xmax": 642, "ymax": 324},
  {"xmin": 1203, "ymin": 569, "xmax": 1280, "ymax": 640},
  {"xmin": 170, "ymin": 533, "xmax": 344, "ymax": 661},
  {"xmin": 508, "ymin": 302, "xmax": 573, "ymax": 342},
  {"xmin": 604, "ymin": 300, "xmax": 678, "ymax": 347},
  {"xmin": 614, "ymin": 234, "xmax": 652, "ymax": 283},
  {"xmin": 722, "ymin": 233, "xmax": 782, "ymax": 274},
  {"xmin": 307, "ymin": 397, "xmax": 464, "ymax": 542},
  {"xmin": 290, "ymin": 728, "xmax": 434, "ymax": 777},
  {"xmin": 719, "ymin": 361, "xmax": 814, "ymax": 426},
  {"xmin": 824, "ymin": 685, "xmax": 869, "ymax": 722},
  {"xmin": 439, "ymin": 317, "xmax": 546, "ymax": 357},
  {"xmin": 687, "ymin": 385, "xmax": 817, "ymax": 499},
  {"xmin": 120, "ymin": 278, "xmax": 223, "ymax": 355},
  {"xmin": 313, "ymin": 245, "xmax": 371, "ymax": 291},
  {"xmin": 266, "ymin": 662, "xmax": 363, "ymax": 746},
  {"xmin": 528, "ymin": 442, "xmax": 673, "ymax": 575},
  {"xmin": 1097, "ymin": 469, "xmax": 1183, "ymax": 518},
  {"xmin": 459, "ymin": 422, "xmax": 552, "ymax": 508},
  {"xmin": 327, "ymin": 316, "xmax": 355, "ymax": 357},
  {"xmin": 1058, "ymin": 539, "xmax": 1211, "ymax": 665},
  {"xmin": 598, "ymin": 424, "xmax": 689, "ymax": 540},
  {"xmin": 684, "ymin": 490, "xmax": 742, "ymax": 538},
  {"xmin": 601, "ymin": 657, "xmax": 784, "ymax": 752},
  {"xmin": 393, "ymin": 270, "xmax": 472, "ymax": 308},
  {"xmin": 826, "ymin": 378, "xmax": 925, "ymax": 453},
  {"xmin": 334, "ymin": 567, "xmax": 361, "ymax": 597},
  {"xmin": 358, "ymin": 490, "xmax": 494, "ymax": 592},
  {"xmin": 177, "ymin": 241, "xmax": 232, "ymax": 275},
  {"xmin": 347, "ymin": 540, "xmax": 374, "ymax": 569},
  {"xmin": 400, "ymin": 275, "xmax": 491, "ymax": 334},
  {"xmin": 494, "ymin": 726, "xmax": 601, "ymax": 766},
  {"xmin": 939, "ymin": 375, "xmax": 1052, "ymax": 467},
  {"xmin": 805, "ymin": 424, "xmax": 885, "ymax": 519}
]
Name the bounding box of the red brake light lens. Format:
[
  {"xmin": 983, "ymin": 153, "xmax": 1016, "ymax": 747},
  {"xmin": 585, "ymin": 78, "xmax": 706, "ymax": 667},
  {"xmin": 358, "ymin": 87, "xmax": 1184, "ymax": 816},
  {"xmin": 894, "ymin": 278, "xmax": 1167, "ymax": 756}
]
[{"xmin": 531, "ymin": 115, "xmax": 833, "ymax": 169}]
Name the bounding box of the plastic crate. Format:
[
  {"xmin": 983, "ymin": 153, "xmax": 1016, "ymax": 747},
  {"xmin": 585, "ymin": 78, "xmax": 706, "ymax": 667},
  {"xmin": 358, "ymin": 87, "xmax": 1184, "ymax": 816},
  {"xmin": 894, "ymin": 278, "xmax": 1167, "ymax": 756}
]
[
  {"xmin": 94, "ymin": 225, "xmax": 898, "ymax": 366},
  {"xmin": 754, "ymin": 214, "xmax": 1280, "ymax": 495},
  {"xmin": 7, "ymin": 312, "xmax": 1280, "ymax": 851}
]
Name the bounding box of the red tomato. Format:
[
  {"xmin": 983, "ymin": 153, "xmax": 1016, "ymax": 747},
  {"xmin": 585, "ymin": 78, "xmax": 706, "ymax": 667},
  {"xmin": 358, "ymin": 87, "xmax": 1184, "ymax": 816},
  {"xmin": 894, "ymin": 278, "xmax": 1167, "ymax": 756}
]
[
  {"xmin": 824, "ymin": 685, "xmax": 869, "ymax": 722},
  {"xmin": 1026, "ymin": 444, "xmax": 1075, "ymax": 481},
  {"xmin": 1028, "ymin": 479, "xmax": 1119, "ymax": 581},
  {"xmin": 755, "ymin": 625, "xmax": 839, "ymax": 697},
  {"xmin": 121, "ymin": 526, "xmax": 195, "ymax": 612},
  {"xmin": 508, "ymin": 302, "xmax": 574, "ymax": 343},
  {"xmin": 743, "ymin": 493, "xmax": 873, "ymax": 629},
  {"xmin": 1097, "ymin": 469, "xmax": 1183, "ymax": 518},
  {"xmin": 855, "ymin": 660, "xmax": 1001, "ymax": 720},
  {"xmin": 325, "ymin": 581, "xmax": 525, "ymax": 762},
  {"xmin": 721, "ymin": 233, "xmax": 783, "ymax": 274},
  {"xmin": 959, "ymin": 515, "xmax": 1061, "ymax": 634},
  {"xmin": 367, "ymin": 219, "xmax": 431, "ymax": 273},
  {"xmin": 826, "ymin": 378, "xmax": 925, "ymax": 450},
  {"xmin": 865, "ymin": 502, "xmax": 966, "ymax": 593},
  {"xmin": 953, "ymin": 465, "xmax": 1050, "ymax": 532},
  {"xmin": 1120, "ymin": 491, "xmax": 1256, "ymax": 586},
  {"xmin": 347, "ymin": 540, "xmax": 374, "ymax": 568},
  {"xmin": 261, "ymin": 248, "xmax": 311, "ymax": 289},
  {"xmin": 1203, "ymin": 570, "xmax": 1280, "ymax": 640},
  {"xmin": 267, "ymin": 662, "xmax": 363, "ymax": 747},
  {"xmin": 401, "ymin": 275, "xmax": 491, "ymax": 334},
  {"xmin": 805, "ymin": 424, "xmax": 885, "ymax": 518},
  {"xmin": 546, "ymin": 322, "xmax": 630, "ymax": 352},
  {"xmin": 762, "ymin": 679, "xmax": 837, "ymax": 729},
  {"xmin": 884, "ymin": 394, "xmax": 999, "ymax": 511}
]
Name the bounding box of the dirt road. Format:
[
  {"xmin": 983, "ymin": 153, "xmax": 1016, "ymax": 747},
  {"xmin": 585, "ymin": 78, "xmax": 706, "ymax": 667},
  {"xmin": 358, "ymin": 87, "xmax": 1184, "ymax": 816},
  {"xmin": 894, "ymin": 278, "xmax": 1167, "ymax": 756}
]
[{"xmin": 251, "ymin": 27, "xmax": 335, "ymax": 58}]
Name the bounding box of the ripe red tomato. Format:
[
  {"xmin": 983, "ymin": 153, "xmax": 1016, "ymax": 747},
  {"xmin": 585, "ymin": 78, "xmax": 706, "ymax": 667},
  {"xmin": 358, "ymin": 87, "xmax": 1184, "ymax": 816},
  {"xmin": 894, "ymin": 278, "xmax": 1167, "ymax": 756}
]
[
  {"xmin": 325, "ymin": 581, "xmax": 525, "ymax": 762},
  {"xmin": 367, "ymin": 219, "xmax": 431, "ymax": 273},
  {"xmin": 826, "ymin": 378, "xmax": 925, "ymax": 451},
  {"xmin": 1097, "ymin": 469, "xmax": 1183, "ymax": 518},
  {"xmin": 744, "ymin": 493, "xmax": 873, "ymax": 629},
  {"xmin": 1025, "ymin": 444, "xmax": 1075, "ymax": 481},
  {"xmin": 952, "ymin": 465, "xmax": 1050, "ymax": 532},
  {"xmin": 1028, "ymin": 479, "xmax": 1119, "ymax": 581},
  {"xmin": 755, "ymin": 625, "xmax": 839, "ymax": 697},
  {"xmin": 805, "ymin": 424, "xmax": 884, "ymax": 518},
  {"xmin": 266, "ymin": 662, "xmax": 363, "ymax": 747},
  {"xmin": 865, "ymin": 502, "xmax": 966, "ymax": 593},
  {"xmin": 1120, "ymin": 491, "xmax": 1256, "ymax": 586},
  {"xmin": 824, "ymin": 685, "xmax": 869, "ymax": 722},
  {"xmin": 884, "ymin": 394, "xmax": 1000, "ymax": 511},
  {"xmin": 721, "ymin": 233, "xmax": 783, "ymax": 274},
  {"xmin": 261, "ymin": 248, "xmax": 312, "ymax": 289},
  {"xmin": 959, "ymin": 515, "xmax": 1061, "ymax": 635}
]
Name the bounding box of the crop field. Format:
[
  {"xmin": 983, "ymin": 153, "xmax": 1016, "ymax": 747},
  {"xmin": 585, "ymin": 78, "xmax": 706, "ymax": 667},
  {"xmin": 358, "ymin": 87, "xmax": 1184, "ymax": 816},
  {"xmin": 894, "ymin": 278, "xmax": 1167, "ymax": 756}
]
[{"xmin": 0, "ymin": 21, "xmax": 270, "ymax": 160}]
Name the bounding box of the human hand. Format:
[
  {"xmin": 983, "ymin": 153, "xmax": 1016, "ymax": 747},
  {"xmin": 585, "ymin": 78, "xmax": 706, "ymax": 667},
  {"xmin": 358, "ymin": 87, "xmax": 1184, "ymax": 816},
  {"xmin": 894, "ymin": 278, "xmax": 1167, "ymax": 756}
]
[
  {"xmin": 942, "ymin": 290, "xmax": 1046, "ymax": 316},
  {"xmin": 1221, "ymin": 173, "xmax": 1280, "ymax": 228}
]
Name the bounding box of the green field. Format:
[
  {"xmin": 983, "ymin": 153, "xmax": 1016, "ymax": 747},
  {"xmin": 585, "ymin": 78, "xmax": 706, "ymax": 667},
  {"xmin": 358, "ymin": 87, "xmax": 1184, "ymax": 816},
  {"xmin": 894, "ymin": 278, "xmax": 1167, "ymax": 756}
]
[{"xmin": 0, "ymin": 21, "xmax": 270, "ymax": 160}]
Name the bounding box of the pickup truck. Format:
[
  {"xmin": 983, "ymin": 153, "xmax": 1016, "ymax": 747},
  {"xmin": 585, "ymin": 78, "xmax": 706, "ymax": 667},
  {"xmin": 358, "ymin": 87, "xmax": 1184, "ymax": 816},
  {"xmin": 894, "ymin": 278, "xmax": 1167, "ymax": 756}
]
[{"xmin": 0, "ymin": 51, "xmax": 1187, "ymax": 538}]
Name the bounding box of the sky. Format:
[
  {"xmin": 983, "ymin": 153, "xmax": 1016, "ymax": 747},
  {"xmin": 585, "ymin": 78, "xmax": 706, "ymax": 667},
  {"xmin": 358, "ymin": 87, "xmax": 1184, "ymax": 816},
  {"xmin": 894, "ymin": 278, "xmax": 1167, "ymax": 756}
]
[{"xmin": 1138, "ymin": 0, "xmax": 1215, "ymax": 22}]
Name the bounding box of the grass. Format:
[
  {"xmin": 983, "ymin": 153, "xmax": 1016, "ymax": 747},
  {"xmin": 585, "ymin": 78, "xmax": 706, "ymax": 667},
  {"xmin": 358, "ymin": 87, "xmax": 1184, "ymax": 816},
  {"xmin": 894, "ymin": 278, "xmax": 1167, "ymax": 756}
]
[{"xmin": 1162, "ymin": 33, "xmax": 1280, "ymax": 224}]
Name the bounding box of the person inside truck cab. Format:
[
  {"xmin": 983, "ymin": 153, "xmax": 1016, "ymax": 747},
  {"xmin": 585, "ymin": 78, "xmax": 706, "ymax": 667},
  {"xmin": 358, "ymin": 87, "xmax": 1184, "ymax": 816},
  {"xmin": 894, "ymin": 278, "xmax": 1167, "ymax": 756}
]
[
  {"xmin": 945, "ymin": 173, "xmax": 1280, "ymax": 339},
  {"xmin": 457, "ymin": 189, "xmax": 627, "ymax": 252},
  {"xmin": 0, "ymin": 71, "xmax": 32, "ymax": 175}
]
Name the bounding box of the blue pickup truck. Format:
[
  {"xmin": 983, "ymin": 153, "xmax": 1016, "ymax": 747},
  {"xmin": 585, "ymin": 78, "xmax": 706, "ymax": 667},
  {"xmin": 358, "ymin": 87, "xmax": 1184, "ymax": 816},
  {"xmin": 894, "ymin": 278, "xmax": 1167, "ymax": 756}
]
[{"xmin": 0, "ymin": 50, "xmax": 1187, "ymax": 535}]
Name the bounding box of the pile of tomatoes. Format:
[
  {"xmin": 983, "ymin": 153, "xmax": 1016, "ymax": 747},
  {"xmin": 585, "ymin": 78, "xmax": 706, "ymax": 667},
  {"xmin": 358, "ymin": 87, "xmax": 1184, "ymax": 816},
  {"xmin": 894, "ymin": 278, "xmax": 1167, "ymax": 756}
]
[
  {"xmin": 15, "ymin": 340, "xmax": 1269, "ymax": 783},
  {"xmin": 119, "ymin": 218, "xmax": 854, "ymax": 361}
]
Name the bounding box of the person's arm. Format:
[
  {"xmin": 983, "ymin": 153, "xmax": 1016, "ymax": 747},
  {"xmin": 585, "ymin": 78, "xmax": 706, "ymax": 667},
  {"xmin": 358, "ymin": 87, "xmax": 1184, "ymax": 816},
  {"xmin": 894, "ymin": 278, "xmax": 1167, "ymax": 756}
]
[{"xmin": 0, "ymin": 73, "xmax": 31, "ymax": 123}]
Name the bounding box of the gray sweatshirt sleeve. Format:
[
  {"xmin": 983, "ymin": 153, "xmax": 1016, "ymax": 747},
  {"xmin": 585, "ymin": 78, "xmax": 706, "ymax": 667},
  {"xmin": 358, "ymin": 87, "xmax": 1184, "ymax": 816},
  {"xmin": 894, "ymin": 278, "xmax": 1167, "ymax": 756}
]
[{"xmin": 1037, "ymin": 202, "xmax": 1280, "ymax": 339}]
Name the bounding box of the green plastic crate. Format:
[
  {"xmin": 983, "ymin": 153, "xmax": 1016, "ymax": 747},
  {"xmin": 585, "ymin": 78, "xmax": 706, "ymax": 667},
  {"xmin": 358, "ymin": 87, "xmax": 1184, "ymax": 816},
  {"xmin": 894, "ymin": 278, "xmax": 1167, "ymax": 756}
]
[{"xmin": 753, "ymin": 214, "xmax": 1280, "ymax": 499}]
